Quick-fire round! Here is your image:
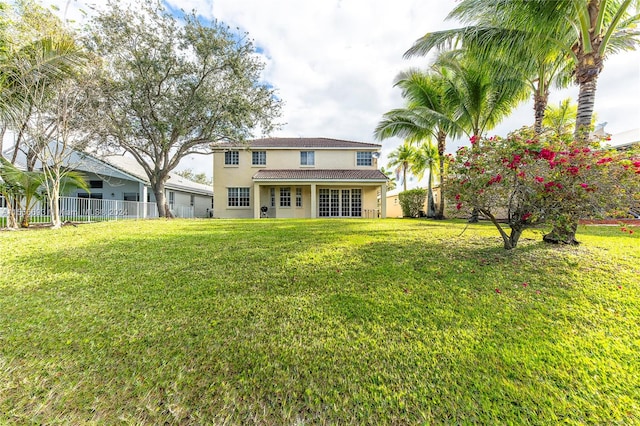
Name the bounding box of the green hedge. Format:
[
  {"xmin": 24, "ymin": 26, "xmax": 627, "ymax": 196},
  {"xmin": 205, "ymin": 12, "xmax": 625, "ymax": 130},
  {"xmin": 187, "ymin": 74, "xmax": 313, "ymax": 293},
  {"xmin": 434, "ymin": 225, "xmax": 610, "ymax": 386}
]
[{"xmin": 398, "ymin": 188, "xmax": 427, "ymax": 218}]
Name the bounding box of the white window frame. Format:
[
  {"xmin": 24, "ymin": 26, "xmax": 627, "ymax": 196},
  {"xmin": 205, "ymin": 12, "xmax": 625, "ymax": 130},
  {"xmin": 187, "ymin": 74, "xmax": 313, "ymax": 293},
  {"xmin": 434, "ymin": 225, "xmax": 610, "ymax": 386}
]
[
  {"xmin": 280, "ymin": 187, "xmax": 291, "ymax": 207},
  {"xmin": 252, "ymin": 150, "xmax": 266, "ymax": 166},
  {"xmin": 224, "ymin": 150, "xmax": 239, "ymax": 165},
  {"xmin": 227, "ymin": 187, "xmax": 250, "ymax": 207},
  {"xmin": 300, "ymin": 151, "xmax": 315, "ymax": 166},
  {"xmin": 295, "ymin": 187, "xmax": 302, "ymax": 208},
  {"xmin": 356, "ymin": 151, "xmax": 372, "ymax": 166}
]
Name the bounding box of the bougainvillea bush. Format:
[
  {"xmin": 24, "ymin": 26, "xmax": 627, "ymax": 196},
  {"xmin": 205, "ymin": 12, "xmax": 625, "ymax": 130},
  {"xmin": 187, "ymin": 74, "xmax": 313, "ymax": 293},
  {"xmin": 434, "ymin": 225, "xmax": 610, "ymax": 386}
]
[{"xmin": 445, "ymin": 127, "xmax": 640, "ymax": 249}]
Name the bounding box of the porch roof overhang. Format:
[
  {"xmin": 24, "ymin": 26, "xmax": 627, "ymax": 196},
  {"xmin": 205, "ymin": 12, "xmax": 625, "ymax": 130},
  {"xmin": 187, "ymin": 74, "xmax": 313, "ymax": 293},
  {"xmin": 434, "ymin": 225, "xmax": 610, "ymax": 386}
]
[{"xmin": 252, "ymin": 169, "xmax": 388, "ymax": 184}]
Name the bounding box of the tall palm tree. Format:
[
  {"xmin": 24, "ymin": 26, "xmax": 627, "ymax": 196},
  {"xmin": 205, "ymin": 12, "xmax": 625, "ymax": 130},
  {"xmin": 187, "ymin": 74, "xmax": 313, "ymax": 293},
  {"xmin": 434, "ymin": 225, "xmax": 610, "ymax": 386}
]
[
  {"xmin": 386, "ymin": 141, "xmax": 418, "ymax": 192},
  {"xmin": 411, "ymin": 141, "xmax": 440, "ymax": 217},
  {"xmin": 407, "ymin": 0, "xmax": 640, "ymax": 140},
  {"xmin": 375, "ymin": 69, "xmax": 461, "ymax": 218}
]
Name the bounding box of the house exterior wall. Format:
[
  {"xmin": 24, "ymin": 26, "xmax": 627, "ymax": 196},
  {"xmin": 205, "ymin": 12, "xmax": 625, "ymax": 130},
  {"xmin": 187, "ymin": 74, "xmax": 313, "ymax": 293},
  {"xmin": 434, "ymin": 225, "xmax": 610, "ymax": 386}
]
[{"xmin": 213, "ymin": 145, "xmax": 383, "ymax": 219}]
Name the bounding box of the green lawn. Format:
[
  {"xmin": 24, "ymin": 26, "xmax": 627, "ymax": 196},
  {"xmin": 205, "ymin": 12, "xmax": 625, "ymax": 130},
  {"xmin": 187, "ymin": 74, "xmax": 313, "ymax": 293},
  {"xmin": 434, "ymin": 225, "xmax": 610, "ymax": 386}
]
[{"xmin": 0, "ymin": 219, "xmax": 638, "ymax": 424}]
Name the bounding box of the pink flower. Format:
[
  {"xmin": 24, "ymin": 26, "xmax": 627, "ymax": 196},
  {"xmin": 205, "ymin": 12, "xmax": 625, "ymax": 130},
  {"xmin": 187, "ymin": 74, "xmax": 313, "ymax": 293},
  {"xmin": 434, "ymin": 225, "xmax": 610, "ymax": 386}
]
[
  {"xmin": 517, "ymin": 171, "xmax": 526, "ymax": 178},
  {"xmin": 534, "ymin": 176, "xmax": 544, "ymax": 183},
  {"xmin": 522, "ymin": 282, "xmax": 528, "ymax": 287},
  {"xmin": 456, "ymin": 203, "xmax": 463, "ymax": 210},
  {"xmin": 470, "ymin": 135, "xmax": 480, "ymax": 144},
  {"xmin": 522, "ymin": 213, "xmax": 532, "ymax": 221},
  {"xmin": 567, "ymin": 166, "xmax": 580, "ymax": 176},
  {"xmin": 580, "ymin": 183, "xmax": 589, "ymax": 189},
  {"xmin": 495, "ymin": 288, "xmax": 502, "ymax": 294},
  {"xmin": 455, "ymin": 194, "xmax": 461, "ymax": 201},
  {"xmin": 538, "ymin": 148, "xmax": 556, "ymax": 161}
]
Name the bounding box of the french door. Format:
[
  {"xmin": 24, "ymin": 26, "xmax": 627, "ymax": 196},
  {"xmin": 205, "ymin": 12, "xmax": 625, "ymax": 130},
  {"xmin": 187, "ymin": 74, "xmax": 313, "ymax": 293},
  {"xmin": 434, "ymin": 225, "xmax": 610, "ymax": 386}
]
[{"xmin": 318, "ymin": 188, "xmax": 362, "ymax": 217}]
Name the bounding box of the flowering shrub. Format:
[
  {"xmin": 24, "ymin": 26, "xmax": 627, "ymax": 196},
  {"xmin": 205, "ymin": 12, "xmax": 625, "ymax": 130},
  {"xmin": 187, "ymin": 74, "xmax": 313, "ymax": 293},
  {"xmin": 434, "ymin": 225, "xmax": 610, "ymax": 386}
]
[{"xmin": 445, "ymin": 127, "xmax": 640, "ymax": 249}]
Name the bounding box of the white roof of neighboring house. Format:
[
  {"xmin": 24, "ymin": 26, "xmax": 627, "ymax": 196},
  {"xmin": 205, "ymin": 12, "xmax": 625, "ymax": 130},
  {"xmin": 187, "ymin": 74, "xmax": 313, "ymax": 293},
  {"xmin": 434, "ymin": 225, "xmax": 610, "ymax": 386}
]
[
  {"xmin": 2, "ymin": 146, "xmax": 213, "ymax": 197},
  {"xmin": 91, "ymin": 153, "xmax": 213, "ymax": 196},
  {"xmin": 606, "ymin": 128, "xmax": 640, "ymax": 150}
]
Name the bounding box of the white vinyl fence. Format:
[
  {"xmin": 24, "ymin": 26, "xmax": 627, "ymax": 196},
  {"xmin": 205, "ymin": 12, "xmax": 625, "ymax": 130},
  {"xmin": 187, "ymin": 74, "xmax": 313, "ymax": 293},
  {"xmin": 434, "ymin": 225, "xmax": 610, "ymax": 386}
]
[{"xmin": 1, "ymin": 195, "xmax": 194, "ymax": 227}]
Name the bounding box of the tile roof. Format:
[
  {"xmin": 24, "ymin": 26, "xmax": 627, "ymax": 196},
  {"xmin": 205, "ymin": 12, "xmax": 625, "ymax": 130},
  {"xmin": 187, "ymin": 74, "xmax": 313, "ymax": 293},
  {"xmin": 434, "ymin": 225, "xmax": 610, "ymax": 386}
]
[
  {"xmin": 252, "ymin": 169, "xmax": 388, "ymax": 181},
  {"xmin": 213, "ymin": 137, "xmax": 381, "ymax": 149}
]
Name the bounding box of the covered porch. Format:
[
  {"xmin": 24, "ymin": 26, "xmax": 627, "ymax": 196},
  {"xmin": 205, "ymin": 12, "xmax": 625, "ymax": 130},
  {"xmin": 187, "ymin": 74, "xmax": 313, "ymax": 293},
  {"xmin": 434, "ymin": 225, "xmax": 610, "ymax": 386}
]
[{"xmin": 252, "ymin": 169, "xmax": 388, "ymax": 219}]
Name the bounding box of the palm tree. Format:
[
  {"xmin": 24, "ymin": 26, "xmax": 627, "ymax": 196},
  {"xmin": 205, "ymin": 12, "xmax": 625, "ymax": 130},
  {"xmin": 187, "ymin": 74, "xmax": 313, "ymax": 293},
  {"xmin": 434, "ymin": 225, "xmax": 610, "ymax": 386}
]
[
  {"xmin": 0, "ymin": 157, "xmax": 45, "ymax": 227},
  {"xmin": 411, "ymin": 141, "xmax": 440, "ymax": 217},
  {"xmin": 407, "ymin": 0, "xmax": 640, "ymax": 140},
  {"xmin": 386, "ymin": 141, "xmax": 418, "ymax": 192},
  {"xmin": 542, "ymin": 98, "xmax": 578, "ymax": 136},
  {"xmin": 379, "ymin": 166, "xmax": 397, "ymax": 191}
]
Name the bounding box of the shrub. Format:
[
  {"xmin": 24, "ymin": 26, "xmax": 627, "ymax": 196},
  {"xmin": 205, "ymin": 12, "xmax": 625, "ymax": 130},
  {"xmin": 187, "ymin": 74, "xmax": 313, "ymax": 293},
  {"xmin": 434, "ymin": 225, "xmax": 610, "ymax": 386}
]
[
  {"xmin": 445, "ymin": 128, "xmax": 640, "ymax": 249},
  {"xmin": 398, "ymin": 188, "xmax": 427, "ymax": 218}
]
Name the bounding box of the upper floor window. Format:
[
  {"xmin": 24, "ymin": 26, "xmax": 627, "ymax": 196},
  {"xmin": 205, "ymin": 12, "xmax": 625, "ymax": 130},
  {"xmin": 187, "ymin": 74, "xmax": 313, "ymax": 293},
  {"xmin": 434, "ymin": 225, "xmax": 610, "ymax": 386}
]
[
  {"xmin": 224, "ymin": 150, "xmax": 239, "ymax": 165},
  {"xmin": 252, "ymin": 151, "xmax": 266, "ymax": 166},
  {"xmin": 300, "ymin": 151, "xmax": 315, "ymax": 166},
  {"xmin": 356, "ymin": 151, "xmax": 373, "ymax": 166},
  {"xmin": 89, "ymin": 180, "xmax": 103, "ymax": 189}
]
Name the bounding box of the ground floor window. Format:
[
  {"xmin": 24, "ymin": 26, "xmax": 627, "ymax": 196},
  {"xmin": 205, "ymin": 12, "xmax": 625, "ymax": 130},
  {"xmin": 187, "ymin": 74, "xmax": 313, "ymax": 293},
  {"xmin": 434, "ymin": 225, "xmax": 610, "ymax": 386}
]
[
  {"xmin": 319, "ymin": 188, "xmax": 362, "ymax": 217},
  {"xmin": 280, "ymin": 187, "xmax": 291, "ymax": 207},
  {"xmin": 123, "ymin": 192, "xmax": 139, "ymax": 201},
  {"xmin": 228, "ymin": 187, "xmax": 250, "ymax": 207},
  {"xmin": 295, "ymin": 188, "xmax": 302, "ymax": 207}
]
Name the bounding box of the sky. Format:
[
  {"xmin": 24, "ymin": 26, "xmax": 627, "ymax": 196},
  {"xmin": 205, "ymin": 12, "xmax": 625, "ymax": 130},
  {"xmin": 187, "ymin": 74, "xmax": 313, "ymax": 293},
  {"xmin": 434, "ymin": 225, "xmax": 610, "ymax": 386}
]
[{"xmin": 44, "ymin": 0, "xmax": 640, "ymax": 178}]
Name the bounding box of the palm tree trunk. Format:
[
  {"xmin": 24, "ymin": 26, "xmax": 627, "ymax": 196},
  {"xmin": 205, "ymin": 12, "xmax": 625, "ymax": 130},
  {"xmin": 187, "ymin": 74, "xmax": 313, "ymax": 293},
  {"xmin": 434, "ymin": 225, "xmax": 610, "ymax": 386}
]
[
  {"xmin": 402, "ymin": 165, "xmax": 407, "ymax": 192},
  {"xmin": 533, "ymin": 87, "xmax": 549, "ymax": 135},
  {"xmin": 426, "ymin": 169, "xmax": 435, "ymax": 217},
  {"xmin": 574, "ymin": 77, "xmax": 598, "ymax": 141},
  {"xmin": 436, "ymin": 130, "xmax": 446, "ymax": 219}
]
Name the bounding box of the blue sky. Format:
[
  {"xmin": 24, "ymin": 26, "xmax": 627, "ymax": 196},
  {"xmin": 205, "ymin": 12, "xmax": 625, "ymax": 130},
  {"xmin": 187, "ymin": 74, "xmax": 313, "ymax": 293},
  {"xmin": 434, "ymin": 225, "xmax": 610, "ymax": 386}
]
[{"xmin": 46, "ymin": 0, "xmax": 640, "ymax": 178}]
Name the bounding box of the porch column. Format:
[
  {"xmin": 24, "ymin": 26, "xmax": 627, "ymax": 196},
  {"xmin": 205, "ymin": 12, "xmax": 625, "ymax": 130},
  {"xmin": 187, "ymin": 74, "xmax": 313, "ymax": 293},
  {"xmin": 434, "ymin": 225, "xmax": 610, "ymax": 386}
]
[
  {"xmin": 253, "ymin": 182, "xmax": 261, "ymax": 218},
  {"xmin": 380, "ymin": 183, "xmax": 387, "ymax": 219},
  {"xmin": 310, "ymin": 183, "xmax": 317, "ymax": 218}
]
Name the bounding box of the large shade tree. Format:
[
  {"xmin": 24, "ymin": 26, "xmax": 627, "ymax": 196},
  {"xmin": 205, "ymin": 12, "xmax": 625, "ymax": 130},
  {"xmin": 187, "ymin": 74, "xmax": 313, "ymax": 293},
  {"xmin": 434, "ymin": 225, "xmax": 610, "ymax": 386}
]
[{"xmin": 86, "ymin": 0, "xmax": 281, "ymax": 217}]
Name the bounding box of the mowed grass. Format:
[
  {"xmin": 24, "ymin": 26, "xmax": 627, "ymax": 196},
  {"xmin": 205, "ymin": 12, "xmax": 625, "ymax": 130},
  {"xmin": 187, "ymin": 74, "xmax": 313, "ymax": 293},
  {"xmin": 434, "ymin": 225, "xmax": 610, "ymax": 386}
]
[{"xmin": 0, "ymin": 219, "xmax": 638, "ymax": 424}]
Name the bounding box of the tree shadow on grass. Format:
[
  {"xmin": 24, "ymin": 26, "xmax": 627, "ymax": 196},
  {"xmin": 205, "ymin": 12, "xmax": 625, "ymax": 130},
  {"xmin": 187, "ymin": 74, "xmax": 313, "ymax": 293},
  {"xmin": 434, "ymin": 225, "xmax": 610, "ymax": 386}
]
[{"xmin": 0, "ymin": 220, "xmax": 637, "ymax": 424}]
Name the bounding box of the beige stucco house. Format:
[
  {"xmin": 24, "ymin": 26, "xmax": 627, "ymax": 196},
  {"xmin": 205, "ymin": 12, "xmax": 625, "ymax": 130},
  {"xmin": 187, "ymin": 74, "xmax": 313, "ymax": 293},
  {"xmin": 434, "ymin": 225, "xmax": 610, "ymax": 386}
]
[{"xmin": 211, "ymin": 138, "xmax": 388, "ymax": 219}]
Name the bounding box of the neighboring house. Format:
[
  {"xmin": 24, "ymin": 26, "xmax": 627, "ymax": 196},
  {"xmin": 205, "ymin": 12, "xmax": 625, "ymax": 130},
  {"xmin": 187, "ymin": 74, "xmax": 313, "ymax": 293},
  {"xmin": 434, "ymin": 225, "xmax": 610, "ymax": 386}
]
[
  {"xmin": 71, "ymin": 152, "xmax": 214, "ymax": 218},
  {"xmin": 607, "ymin": 128, "xmax": 640, "ymax": 151},
  {"xmin": 211, "ymin": 137, "xmax": 388, "ymax": 219},
  {"xmin": 385, "ymin": 185, "xmax": 441, "ymax": 218},
  {"xmin": 2, "ymin": 147, "xmax": 214, "ymax": 218}
]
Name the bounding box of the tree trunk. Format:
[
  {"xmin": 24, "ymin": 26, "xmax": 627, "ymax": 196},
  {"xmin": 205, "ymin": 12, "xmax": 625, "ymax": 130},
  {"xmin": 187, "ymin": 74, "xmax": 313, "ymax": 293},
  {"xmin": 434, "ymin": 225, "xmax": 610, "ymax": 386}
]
[
  {"xmin": 0, "ymin": 124, "xmax": 6, "ymax": 156},
  {"xmin": 426, "ymin": 169, "xmax": 435, "ymax": 217},
  {"xmin": 402, "ymin": 165, "xmax": 407, "ymax": 192},
  {"xmin": 573, "ymin": 48, "xmax": 602, "ymax": 142},
  {"xmin": 151, "ymin": 179, "xmax": 174, "ymax": 218},
  {"xmin": 574, "ymin": 78, "xmax": 598, "ymax": 142},
  {"xmin": 533, "ymin": 87, "xmax": 549, "ymax": 135},
  {"xmin": 50, "ymin": 183, "xmax": 62, "ymax": 229},
  {"xmin": 435, "ymin": 130, "xmax": 446, "ymax": 219},
  {"xmin": 543, "ymin": 221, "xmax": 579, "ymax": 245}
]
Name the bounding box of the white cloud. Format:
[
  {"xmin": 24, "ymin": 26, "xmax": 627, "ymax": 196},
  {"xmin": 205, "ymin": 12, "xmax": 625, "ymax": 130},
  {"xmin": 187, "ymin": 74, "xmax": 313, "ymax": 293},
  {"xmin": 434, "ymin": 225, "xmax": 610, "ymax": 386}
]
[{"xmin": 42, "ymin": 0, "xmax": 640, "ymax": 177}]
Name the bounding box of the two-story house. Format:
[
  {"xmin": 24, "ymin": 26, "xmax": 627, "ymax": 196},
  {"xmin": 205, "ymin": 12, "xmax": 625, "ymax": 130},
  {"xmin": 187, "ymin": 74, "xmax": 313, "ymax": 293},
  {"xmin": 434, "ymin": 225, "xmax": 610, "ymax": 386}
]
[{"xmin": 211, "ymin": 137, "xmax": 388, "ymax": 219}]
